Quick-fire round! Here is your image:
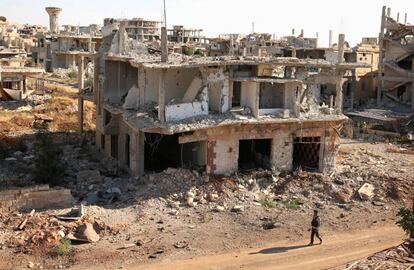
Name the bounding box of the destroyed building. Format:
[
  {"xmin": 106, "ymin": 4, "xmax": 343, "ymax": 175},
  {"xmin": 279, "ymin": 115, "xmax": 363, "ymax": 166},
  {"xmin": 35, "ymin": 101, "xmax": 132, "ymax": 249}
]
[
  {"xmin": 32, "ymin": 7, "xmax": 102, "ymax": 71},
  {"xmin": 0, "ymin": 66, "xmax": 43, "ymax": 100},
  {"xmin": 91, "ymin": 25, "xmax": 367, "ymax": 177},
  {"xmin": 378, "ymin": 6, "xmax": 414, "ymax": 110},
  {"xmin": 103, "ymin": 17, "xmax": 160, "ymax": 42},
  {"xmin": 167, "ymin": 25, "xmax": 204, "ymax": 44}
]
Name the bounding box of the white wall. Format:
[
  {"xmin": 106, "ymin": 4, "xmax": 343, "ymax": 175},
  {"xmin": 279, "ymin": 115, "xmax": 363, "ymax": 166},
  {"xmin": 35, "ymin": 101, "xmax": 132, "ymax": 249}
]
[{"xmin": 240, "ymin": 81, "xmax": 258, "ymax": 117}]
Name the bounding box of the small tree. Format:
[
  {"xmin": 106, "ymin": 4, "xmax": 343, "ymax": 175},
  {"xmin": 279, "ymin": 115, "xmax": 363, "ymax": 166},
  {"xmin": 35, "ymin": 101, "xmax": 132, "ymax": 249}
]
[
  {"xmin": 32, "ymin": 131, "xmax": 64, "ymax": 186},
  {"xmin": 396, "ymin": 206, "xmax": 414, "ymax": 238}
]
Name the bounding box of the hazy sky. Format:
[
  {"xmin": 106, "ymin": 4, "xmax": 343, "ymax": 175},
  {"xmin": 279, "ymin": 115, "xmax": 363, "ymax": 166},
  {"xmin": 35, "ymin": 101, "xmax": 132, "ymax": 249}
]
[{"xmin": 2, "ymin": 0, "xmax": 413, "ymax": 46}]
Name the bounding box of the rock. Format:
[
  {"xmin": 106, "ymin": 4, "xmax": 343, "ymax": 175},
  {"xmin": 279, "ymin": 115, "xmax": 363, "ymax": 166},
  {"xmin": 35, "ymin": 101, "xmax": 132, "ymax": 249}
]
[
  {"xmin": 315, "ymin": 202, "xmax": 325, "ymax": 209},
  {"xmin": 262, "ymin": 222, "xmax": 282, "ymax": 230},
  {"xmin": 334, "ymin": 188, "xmax": 353, "ymax": 203},
  {"xmin": 214, "ymin": 205, "xmax": 225, "ymax": 212},
  {"xmin": 358, "ymin": 183, "xmax": 375, "ymax": 201},
  {"xmin": 186, "ymin": 191, "xmax": 195, "ymax": 198},
  {"xmin": 68, "ymin": 222, "xmax": 100, "ymax": 243},
  {"xmin": 187, "ymin": 197, "xmax": 197, "ymax": 207},
  {"xmin": 372, "ymin": 201, "xmax": 385, "ymax": 206},
  {"xmin": 231, "ymin": 205, "xmax": 244, "ymax": 213},
  {"xmin": 28, "ymin": 262, "xmax": 34, "ymax": 268},
  {"xmin": 77, "ymin": 170, "xmax": 102, "ymax": 184},
  {"xmin": 86, "ymin": 192, "xmax": 99, "ymax": 204},
  {"xmin": 106, "ymin": 187, "xmax": 121, "ymax": 195},
  {"xmin": 5, "ymin": 157, "xmax": 17, "ymax": 161},
  {"xmin": 356, "ymin": 176, "xmax": 363, "ymax": 182},
  {"xmin": 208, "ymin": 193, "xmax": 219, "ymax": 202}
]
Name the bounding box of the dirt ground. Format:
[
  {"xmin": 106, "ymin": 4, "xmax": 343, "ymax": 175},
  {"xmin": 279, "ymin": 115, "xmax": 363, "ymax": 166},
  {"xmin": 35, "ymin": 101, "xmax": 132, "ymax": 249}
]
[{"xmin": 0, "ymin": 82, "xmax": 413, "ymax": 270}]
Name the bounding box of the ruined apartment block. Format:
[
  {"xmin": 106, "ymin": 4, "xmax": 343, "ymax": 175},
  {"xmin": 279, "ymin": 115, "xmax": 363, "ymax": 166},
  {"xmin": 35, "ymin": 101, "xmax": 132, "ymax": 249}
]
[
  {"xmin": 93, "ymin": 22, "xmax": 368, "ymax": 177},
  {"xmin": 32, "ymin": 7, "xmax": 102, "ymax": 71},
  {"xmin": 378, "ymin": 6, "xmax": 414, "ymax": 110}
]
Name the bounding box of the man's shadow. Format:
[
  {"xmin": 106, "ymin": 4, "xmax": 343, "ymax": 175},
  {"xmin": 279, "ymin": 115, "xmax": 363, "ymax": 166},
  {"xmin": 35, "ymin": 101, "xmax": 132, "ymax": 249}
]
[{"xmin": 249, "ymin": 244, "xmax": 310, "ymax": 255}]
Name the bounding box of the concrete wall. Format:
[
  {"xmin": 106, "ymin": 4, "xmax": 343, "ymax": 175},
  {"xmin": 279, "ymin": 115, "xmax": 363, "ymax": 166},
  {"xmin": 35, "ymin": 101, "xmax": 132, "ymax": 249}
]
[
  {"xmin": 206, "ymin": 139, "xmax": 239, "ymax": 175},
  {"xmin": 165, "ymin": 100, "xmax": 208, "ymax": 121},
  {"xmin": 259, "ymin": 82, "xmax": 284, "ymax": 108},
  {"xmin": 270, "ymin": 129, "xmax": 293, "ymax": 171},
  {"xmin": 241, "ymin": 81, "xmax": 259, "ymax": 117},
  {"xmin": 0, "ymin": 185, "xmax": 74, "ymax": 210},
  {"xmin": 202, "ymin": 67, "xmax": 230, "ymax": 113}
]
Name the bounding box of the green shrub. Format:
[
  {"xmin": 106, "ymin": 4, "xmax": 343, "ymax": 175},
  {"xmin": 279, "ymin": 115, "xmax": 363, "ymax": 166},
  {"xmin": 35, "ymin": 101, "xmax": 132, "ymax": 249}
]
[
  {"xmin": 67, "ymin": 70, "xmax": 78, "ymax": 79},
  {"xmin": 259, "ymin": 197, "xmax": 276, "ymax": 209},
  {"xmin": 396, "ymin": 207, "xmax": 414, "ymax": 238},
  {"xmin": 32, "ymin": 131, "xmax": 64, "ymax": 186},
  {"xmin": 0, "ymin": 134, "xmax": 27, "ymax": 159},
  {"xmin": 53, "ymin": 238, "xmax": 72, "ymax": 256},
  {"xmin": 283, "ymin": 199, "xmax": 302, "ymax": 210}
]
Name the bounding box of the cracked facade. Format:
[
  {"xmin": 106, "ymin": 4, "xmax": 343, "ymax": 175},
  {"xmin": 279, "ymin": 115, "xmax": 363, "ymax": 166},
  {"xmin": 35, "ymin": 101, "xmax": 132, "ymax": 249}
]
[{"xmin": 93, "ymin": 23, "xmax": 368, "ymax": 176}]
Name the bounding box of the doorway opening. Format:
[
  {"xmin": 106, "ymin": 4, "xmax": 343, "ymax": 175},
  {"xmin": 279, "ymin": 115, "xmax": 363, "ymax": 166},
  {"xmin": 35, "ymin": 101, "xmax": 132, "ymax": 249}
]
[
  {"xmin": 238, "ymin": 139, "xmax": 271, "ymax": 171},
  {"xmin": 293, "ymin": 137, "xmax": 321, "ymax": 171}
]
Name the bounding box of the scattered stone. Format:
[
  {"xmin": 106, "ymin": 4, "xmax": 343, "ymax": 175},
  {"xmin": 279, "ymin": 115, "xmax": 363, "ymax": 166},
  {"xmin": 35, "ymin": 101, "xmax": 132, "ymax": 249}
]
[
  {"xmin": 231, "ymin": 205, "xmax": 244, "ymax": 213},
  {"xmin": 28, "ymin": 261, "xmax": 34, "ymax": 268},
  {"xmin": 358, "ymin": 183, "xmax": 375, "ymax": 201},
  {"xmin": 68, "ymin": 222, "xmax": 100, "ymax": 243},
  {"xmin": 77, "ymin": 170, "xmax": 102, "ymax": 184},
  {"xmin": 214, "ymin": 205, "xmax": 225, "ymax": 212},
  {"xmin": 173, "ymin": 241, "xmax": 188, "ymax": 249},
  {"xmin": 372, "ymin": 201, "xmax": 385, "ymax": 206}
]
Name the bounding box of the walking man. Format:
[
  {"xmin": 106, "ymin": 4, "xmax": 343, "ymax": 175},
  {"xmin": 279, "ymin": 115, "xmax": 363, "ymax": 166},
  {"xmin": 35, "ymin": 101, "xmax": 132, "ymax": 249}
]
[{"xmin": 309, "ymin": 210, "xmax": 322, "ymax": 245}]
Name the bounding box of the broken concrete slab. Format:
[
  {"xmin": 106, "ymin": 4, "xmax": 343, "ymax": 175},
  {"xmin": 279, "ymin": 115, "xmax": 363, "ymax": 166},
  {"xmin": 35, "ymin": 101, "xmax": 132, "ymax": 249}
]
[
  {"xmin": 76, "ymin": 170, "xmax": 102, "ymax": 184},
  {"xmin": 358, "ymin": 183, "xmax": 375, "ymax": 201},
  {"xmin": 68, "ymin": 222, "xmax": 100, "ymax": 243}
]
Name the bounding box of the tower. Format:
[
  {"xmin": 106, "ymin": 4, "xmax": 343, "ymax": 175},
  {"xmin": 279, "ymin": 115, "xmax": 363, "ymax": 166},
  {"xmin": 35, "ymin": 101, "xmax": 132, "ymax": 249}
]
[{"xmin": 45, "ymin": 7, "xmax": 62, "ymax": 34}]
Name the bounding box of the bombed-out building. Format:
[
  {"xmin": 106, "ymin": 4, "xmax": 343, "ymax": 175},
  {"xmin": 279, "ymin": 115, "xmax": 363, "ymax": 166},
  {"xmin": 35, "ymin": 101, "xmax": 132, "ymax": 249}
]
[
  {"xmin": 378, "ymin": 6, "xmax": 414, "ymax": 110},
  {"xmin": 92, "ymin": 24, "xmax": 367, "ymax": 177},
  {"xmin": 32, "ymin": 7, "xmax": 102, "ymax": 71}
]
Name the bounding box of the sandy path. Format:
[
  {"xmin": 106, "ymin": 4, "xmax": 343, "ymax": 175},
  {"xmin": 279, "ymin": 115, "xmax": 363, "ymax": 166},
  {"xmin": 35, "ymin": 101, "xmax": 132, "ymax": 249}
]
[{"xmin": 133, "ymin": 226, "xmax": 405, "ymax": 270}]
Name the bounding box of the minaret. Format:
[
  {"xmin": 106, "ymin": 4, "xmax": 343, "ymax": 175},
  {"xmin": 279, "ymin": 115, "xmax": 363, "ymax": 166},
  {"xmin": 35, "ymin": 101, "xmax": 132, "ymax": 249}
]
[{"xmin": 45, "ymin": 7, "xmax": 62, "ymax": 34}]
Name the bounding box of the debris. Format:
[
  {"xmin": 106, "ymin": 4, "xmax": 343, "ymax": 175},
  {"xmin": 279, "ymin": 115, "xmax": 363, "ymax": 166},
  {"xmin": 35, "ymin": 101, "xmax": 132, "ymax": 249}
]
[
  {"xmin": 76, "ymin": 170, "xmax": 102, "ymax": 184},
  {"xmin": 358, "ymin": 183, "xmax": 375, "ymax": 201},
  {"xmin": 173, "ymin": 241, "xmax": 188, "ymax": 249},
  {"xmin": 67, "ymin": 222, "xmax": 100, "ymax": 243},
  {"xmin": 231, "ymin": 205, "xmax": 244, "ymax": 213},
  {"xmin": 18, "ymin": 209, "xmax": 35, "ymax": 230},
  {"xmin": 214, "ymin": 205, "xmax": 225, "ymax": 212}
]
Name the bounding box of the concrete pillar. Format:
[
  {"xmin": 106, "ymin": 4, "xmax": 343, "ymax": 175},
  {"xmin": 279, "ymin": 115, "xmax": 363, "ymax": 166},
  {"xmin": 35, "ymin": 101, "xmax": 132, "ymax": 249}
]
[
  {"xmin": 316, "ymin": 32, "xmax": 319, "ymax": 47},
  {"xmin": 78, "ymin": 55, "xmax": 85, "ymax": 134},
  {"xmin": 412, "ymin": 61, "xmax": 414, "ymax": 110},
  {"xmin": 337, "ymin": 34, "xmax": 345, "ymax": 64},
  {"xmin": 131, "ymin": 131, "xmax": 145, "ymax": 176},
  {"xmin": 329, "ymin": 30, "xmax": 333, "ymax": 48},
  {"xmin": 405, "ymin": 13, "xmax": 408, "ymax": 24},
  {"xmin": 378, "ymin": 6, "xmax": 387, "ymax": 106},
  {"xmin": 45, "ymin": 7, "xmax": 62, "ymax": 34},
  {"xmin": 387, "ymin": 7, "xmax": 391, "ymax": 17},
  {"xmin": 23, "ymin": 76, "xmax": 26, "ymax": 93},
  {"xmin": 350, "ymin": 70, "xmax": 356, "ymax": 111},
  {"xmin": 161, "ymin": 27, "xmax": 168, "ymax": 62},
  {"xmin": 78, "ymin": 98, "xmax": 84, "ymax": 134},
  {"xmin": 158, "ymin": 69, "xmax": 166, "ymax": 122},
  {"xmin": 78, "ymin": 56, "xmax": 84, "ymax": 89}
]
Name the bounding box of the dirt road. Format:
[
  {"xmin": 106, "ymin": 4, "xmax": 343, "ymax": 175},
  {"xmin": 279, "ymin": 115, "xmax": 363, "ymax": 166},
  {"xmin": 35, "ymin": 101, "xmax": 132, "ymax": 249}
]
[{"xmin": 133, "ymin": 226, "xmax": 405, "ymax": 270}]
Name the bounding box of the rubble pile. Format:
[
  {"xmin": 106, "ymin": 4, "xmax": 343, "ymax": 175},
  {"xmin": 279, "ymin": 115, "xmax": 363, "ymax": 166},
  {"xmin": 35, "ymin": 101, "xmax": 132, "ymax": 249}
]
[
  {"xmin": 0, "ymin": 207, "xmax": 127, "ymax": 255},
  {"xmin": 347, "ymin": 239, "xmax": 414, "ymax": 269}
]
